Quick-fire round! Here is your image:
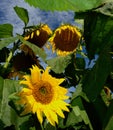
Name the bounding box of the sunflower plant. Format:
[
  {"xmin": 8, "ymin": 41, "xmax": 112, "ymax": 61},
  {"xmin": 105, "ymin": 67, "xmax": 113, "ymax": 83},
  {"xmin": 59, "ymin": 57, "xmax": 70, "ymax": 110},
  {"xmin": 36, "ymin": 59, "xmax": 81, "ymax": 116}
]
[{"xmin": 0, "ymin": 0, "xmax": 113, "ymax": 130}]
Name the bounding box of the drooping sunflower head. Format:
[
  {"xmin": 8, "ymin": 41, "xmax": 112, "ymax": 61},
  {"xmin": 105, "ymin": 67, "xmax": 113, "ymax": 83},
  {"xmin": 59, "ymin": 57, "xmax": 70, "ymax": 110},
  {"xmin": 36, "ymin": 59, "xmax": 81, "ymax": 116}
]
[
  {"xmin": 24, "ymin": 24, "xmax": 52, "ymax": 48},
  {"xmin": 19, "ymin": 65, "xmax": 69, "ymax": 126},
  {"xmin": 49, "ymin": 24, "xmax": 81, "ymax": 56}
]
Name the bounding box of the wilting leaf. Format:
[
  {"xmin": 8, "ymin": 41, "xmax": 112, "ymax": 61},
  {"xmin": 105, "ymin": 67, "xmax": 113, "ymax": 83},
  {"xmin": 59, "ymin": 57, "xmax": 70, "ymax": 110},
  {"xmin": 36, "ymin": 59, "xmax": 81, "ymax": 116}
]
[
  {"xmin": 47, "ymin": 54, "xmax": 72, "ymax": 74},
  {"xmin": 18, "ymin": 35, "xmax": 47, "ymax": 61},
  {"xmin": 14, "ymin": 6, "xmax": 29, "ymax": 26},
  {"xmin": 0, "ymin": 24, "xmax": 13, "ymax": 38},
  {"xmin": 95, "ymin": 2, "xmax": 113, "ymax": 17},
  {"xmin": 0, "ymin": 37, "xmax": 18, "ymax": 50},
  {"xmin": 24, "ymin": 0, "xmax": 105, "ymax": 12}
]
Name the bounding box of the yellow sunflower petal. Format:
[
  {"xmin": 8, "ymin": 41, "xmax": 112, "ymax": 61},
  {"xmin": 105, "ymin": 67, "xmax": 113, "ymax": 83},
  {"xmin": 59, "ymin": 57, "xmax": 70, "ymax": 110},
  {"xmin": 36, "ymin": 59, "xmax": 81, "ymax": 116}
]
[
  {"xmin": 24, "ymin": 35, "xmax": 30, "ymax": 40},
  {"xmin": 33, "ymin": 102, "xmax": 39, "ymax": 113},
  {"xmin": 36, "ymin": 108, "xmax": 43, "ymax": 124},
  {"xmin": 55, "ymin": 107, "xmax": 65, "ymax": 118},
  {"xmin": 44, "ymin": 109, "xmax": 58, "ymax": 126},
  {"xmin": 57, "ymin": 100, "xmax": 70, "ymax": 112},
  {"xmin": 50, "ymin": 104, "xmax": 65, "ymax": 118},
  {"xmin": 21, "ymin": 88, "xmax": 32, "ymax": 95},
  {"xmin": 31, "ymin": 32, "xmax": 34, "ymax": 39},
  {"xmin": 36, "ymin": 30, "xmax": 40, "ymax": 36},
  {"xmin": 20, "ymin": 80, "xmax": 33, "ymax": 89},
  {"xmin": 21, "ymin": 103, "xmax": 32, "ymax": 116},
  {"xmin": 23, "ymin": 75, "xmax": 31, "ymax": 81},
  {"xmin": 42, "ymin": 67, "xmax": 65, "ymax": 86},
  {"xmin": 56, "ymin": 86, "xmax": 69, "ymax": 100},
  {"xmin": 26, "ymin": 95, "xmax": 35, "ymax": 106},
  {"xmin": 20, "ymin": 75, "xmax": 33, "ymax": 88},
  {"xmin": 18, "ymin": 65, "xmax": 70, "ymax": 126},
  {"xmin": 30, "ymin": 65, "xmax": 41, "ymax": 83}
]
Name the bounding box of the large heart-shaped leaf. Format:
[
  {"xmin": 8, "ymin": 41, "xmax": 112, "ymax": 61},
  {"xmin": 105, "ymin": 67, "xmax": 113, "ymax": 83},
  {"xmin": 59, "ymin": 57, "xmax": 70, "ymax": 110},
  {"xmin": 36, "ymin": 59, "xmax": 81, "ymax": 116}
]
[
  {"xmin": 82, "ymin": 51, "xmax": 112, "ymax": 101},
  {"xmin": 0, "ymin": 36, "xmax": 18, "ymax": 50},
  {"xmin": 0, "ymin": 24, "xmax": 13, "ymax": 38},
  {"xmin": 0, "ymin": 77, "xmax": 32, "ymax": 129},
  {"xmin": 84, "ymin": 11, "xmax": 113, "ymax": 59},
  {"xmin": 14, "ymin": 6, "xmax": 29, "ymax": 26},
  {"xmin": 18, "ymin": 35, "xmax": 47, "ymax": 61},
  {"xmin": 47, "ymin": 54, "xmax": 72, "ymax": 74},
  {"xmin": 24, "ymin": 0, "xmax": 106, "ymax": 12}
]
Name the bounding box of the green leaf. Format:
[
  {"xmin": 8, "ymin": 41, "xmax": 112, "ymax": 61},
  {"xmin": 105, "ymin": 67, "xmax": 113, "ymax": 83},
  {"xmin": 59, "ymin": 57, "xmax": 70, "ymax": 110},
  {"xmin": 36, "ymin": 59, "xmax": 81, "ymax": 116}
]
[
  {"xmin": 0, "ymin": 119, "xmax": 5, "ymax": 130},
  {"xmin": 0, "ymin": 24, "xmax": 13, "ymax": 38},
  {"xmin": 66, "ymin": 108, "xmax": 82, "ymax": 127},
  {"xmin": 82, "ymin": 51, "xmax": 112, "ymax": 101},
  {"xmin": 71, "ymin": 85, "xmax": 89, "ymax": 103},
  {"xmin": 66, "ymin": 105, "xmax": 93, "ymax": 129},
  {"xmin": 0, "ymin": 37, "xmax": 18, "ymax": 50},
  {"xmin": 45, "ymin": 123, "xmax": 56, "ymax": 130},
  {"xmin": 75, "ymin": 58, "xmax": 86, "ymax": 70},
  {"xmin": 19, "ymin": 116, "xmax": 35, "ymax": 130},
  {"xmin": 95, "ymin": 2, "xmax": 113, "ymax": 17},
  {"xmin": 92, "ymin": 96, "xmax": 107, "ymax": 125},
  {"xmin": 0, "ymin": 77, "xmax": 4, "ymax": 110},
  {"xmin": 47, "ymin": 54, "xmax": 72, "ymax": 74},
  {"xmin": 0, "ymin": 77, "xmax": 32, "ymax": 129},
  {"xmin": 84, "ymin": 11, "xmax": 113, "ymax": 59},
  {"xmin": 103, "ymin": 100, "xmax": 113, "ymax": 130},
  {"xmin": 18, "ymin": 35, "xmax": 47, "ymax": 61},
  {"xmin": 73, "ymin": 106, "xmax": 92, "ymax": 128},
  {"xmin": 14, "ymin": 6, "xmax": 29, "ymax": 26},
  {"xmin": 0, "ymin": 77, "xmax": 21, "ymax": 127},
  {"xmin": 24, "ymin": 0, "xmax": 105, "ymax": 12}
]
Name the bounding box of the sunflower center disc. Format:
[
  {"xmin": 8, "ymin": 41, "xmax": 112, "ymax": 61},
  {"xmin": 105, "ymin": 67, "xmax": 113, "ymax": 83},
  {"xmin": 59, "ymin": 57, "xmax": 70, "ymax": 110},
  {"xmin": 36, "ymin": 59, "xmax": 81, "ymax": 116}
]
[{"xmin": 33, "ymin": 81, "xmax": 54, "ymax": 104}]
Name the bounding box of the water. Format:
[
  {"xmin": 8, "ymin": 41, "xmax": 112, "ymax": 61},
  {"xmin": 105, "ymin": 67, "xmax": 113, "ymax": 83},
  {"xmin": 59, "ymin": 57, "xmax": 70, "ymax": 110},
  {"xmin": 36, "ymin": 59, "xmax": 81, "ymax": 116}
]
[{"xmin": 0, "ymin": 0, "xmax": 75, "ymax": 35}]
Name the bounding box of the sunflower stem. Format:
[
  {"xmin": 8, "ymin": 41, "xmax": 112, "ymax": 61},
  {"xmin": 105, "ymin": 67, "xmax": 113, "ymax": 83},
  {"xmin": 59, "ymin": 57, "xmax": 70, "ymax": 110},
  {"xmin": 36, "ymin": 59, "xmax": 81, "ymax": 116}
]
[
  {"xmin": 41, "ymin": 123, "xmax": 44, "ymax": 130},
  {"xmin": 3, "ymin": 39, "xmax": 20, "ymax": 69},
  {"xmin": 3, "ymin": 50, "xmax": 13, "ymax": 68}
]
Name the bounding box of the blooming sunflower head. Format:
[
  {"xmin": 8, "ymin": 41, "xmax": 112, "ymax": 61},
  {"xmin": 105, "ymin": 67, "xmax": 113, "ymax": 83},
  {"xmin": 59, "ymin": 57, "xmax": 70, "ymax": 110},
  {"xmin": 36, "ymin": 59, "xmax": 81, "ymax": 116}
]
[
  {"xmin": 24, "ymin": 24, "xmax": 52, "ymax": 48},
  {"xmin": 49, "ymin": 24, "xmax": 81, "ymax": 56},
  {"xmin": 19, "ymin": 65, "xmax": 69, "ymax": 126}
]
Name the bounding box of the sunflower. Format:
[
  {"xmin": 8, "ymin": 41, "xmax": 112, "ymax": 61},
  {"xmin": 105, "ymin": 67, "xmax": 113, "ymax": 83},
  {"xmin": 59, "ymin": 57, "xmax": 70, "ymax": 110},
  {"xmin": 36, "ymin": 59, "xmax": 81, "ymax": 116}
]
[
  {"xmin": 24, "ymin": 24, "xmax": 52, "ymax": 48},
  {"xmin": 49, "ymin": 24, "xmax": 81, "ymax": 56},
  {"xmin": 19, "ymin": 65, "xmax": 69, "ymax": 126}
]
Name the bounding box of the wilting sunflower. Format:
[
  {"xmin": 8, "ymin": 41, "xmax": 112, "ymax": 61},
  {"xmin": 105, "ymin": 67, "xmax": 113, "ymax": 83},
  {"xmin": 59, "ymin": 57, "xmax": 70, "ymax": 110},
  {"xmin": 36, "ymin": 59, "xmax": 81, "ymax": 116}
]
[
  {"xmin": 24, "ymin": 24, "xmax": 52, "ymax": 48},
  {"xmin": 49, "ymin": 24, "xmax": 81, "ymax": 56},
  {"xmin": 19, "ymin": 65, "xmax": 69, "ymax": 126}
]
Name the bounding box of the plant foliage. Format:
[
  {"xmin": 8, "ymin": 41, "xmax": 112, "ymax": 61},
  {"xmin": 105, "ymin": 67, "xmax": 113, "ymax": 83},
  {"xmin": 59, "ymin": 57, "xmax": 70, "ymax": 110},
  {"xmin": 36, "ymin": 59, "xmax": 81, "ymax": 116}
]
[{"xmin": 0, "ymin": 1, "xmax": 113, "ymax": 130}]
